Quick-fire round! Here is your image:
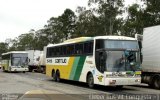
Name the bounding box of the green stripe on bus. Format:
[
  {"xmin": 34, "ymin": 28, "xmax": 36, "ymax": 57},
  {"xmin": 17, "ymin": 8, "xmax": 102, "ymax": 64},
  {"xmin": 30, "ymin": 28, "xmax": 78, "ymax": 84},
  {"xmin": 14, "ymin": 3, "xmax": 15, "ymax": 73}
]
[
  {"xmin": 74, "ymin": 56, "xmax": 86, "ymax": 81},
  {"xmin": 69, "ymin": 57, "xmax": 80, "ymax": 80}
]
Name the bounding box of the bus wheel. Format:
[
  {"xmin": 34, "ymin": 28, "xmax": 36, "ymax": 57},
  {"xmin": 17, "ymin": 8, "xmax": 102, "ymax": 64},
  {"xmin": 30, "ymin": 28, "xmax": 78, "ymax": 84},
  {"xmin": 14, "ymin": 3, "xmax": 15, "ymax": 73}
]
[
  {"xmin": 52, "ymin": 70, "xmax": 56, "ymax": 81},
  {"xmin": 2, "ymin": 67, "xmax": 5, "ymax": 72},
  {"xmin": 23, "ymin": 71, "xmax": 26, "ymax": 73},
  {"xmin": 56, "ymin": 71, "xmax": 60, "ymax": 82},
  {"xmin": 153, "ymin": 76, "xmax": 160, "ymax": 89},
  {"xmin": 87, "ymin": 73, "xmax": 94, "ymax": 88},
  {"xmin": 115, "ymin": 85, "xmax": 123, "ymax": 89}
]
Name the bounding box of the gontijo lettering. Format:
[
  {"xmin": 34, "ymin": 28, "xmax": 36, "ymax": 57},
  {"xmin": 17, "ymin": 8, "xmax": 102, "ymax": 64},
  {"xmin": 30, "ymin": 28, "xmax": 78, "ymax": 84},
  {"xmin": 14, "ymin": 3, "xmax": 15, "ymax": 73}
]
[{"xmin": 55, "ymin": 59, "xmax": 67, "ymax": 63}]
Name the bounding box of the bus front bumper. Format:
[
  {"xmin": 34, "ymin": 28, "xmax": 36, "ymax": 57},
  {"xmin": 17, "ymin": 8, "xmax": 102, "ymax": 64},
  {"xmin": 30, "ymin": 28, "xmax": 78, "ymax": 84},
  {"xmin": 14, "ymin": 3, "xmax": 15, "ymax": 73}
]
[
  {"xmin": 10, "ymin": 68, "xmax": 29, "ymax": 72},
  {"xmin": 105, "ymin": 77, "xmax": 141, "ymax": 86}
]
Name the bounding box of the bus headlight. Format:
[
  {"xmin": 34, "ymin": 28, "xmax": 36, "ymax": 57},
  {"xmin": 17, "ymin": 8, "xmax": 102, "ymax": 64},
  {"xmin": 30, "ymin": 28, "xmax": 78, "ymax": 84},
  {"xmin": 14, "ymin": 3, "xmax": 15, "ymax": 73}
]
[
  {"xmin": 11, "ymin": 66, "xmax": 16, "ymax": 68},
  {"xmin": 25, "ymin": 66, "xmax": 29, "ymax": 68},
  {"xmin": 135, "ymin": 79, "xmax": 141, "ymax": 82},
  {"xmin": 109, "ymin": 80, "xmax": 116, "ymax": 85},
  {"xmin": 130, "ymin": 62, "xmax": 135, "ymax": 66},
  {"xmin": 135, "ymin": 71, "xmax": 141, "ymax": 75}
]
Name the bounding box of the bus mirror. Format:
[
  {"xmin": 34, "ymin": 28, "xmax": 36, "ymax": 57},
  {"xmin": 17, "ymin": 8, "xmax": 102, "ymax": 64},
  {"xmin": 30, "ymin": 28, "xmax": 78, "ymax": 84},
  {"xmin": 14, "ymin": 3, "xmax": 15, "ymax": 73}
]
[
  {"xmin": 36, "ymin": 57, "xmax": 40, "ymax": 61},
  {"xmin": 140, "ymin": 53, "xmax": 143, "ymax": 64},
  {"xmin": 28, "ymin": 58, "xmax": 30, "ymax": 63},
  {"xmin": 103, "ymin": 51, "xmax": 107, "ymax": 60},
  {"xmin": 99, "ymin": 51, "xmax": 107, "ymax": 72}
]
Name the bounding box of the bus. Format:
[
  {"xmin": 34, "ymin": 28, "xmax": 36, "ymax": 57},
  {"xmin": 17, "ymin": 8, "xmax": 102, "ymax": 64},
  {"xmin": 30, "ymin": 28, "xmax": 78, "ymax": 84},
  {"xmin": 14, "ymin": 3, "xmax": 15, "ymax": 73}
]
[
  {"xmin": 1, "ymin": 51, "xmax": 29, "ymax": 72},
  {"xmin": 46, "ymin": 36, "xmax": 141, "ymax": 88}
]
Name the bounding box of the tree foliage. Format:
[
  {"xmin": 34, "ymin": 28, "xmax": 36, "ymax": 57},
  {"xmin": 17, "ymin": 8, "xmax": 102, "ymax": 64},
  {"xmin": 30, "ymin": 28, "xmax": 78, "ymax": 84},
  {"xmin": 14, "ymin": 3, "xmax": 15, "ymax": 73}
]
[
  {"xmin": 60, "ymin": 9, "xmax": 77, "ymax": 39},
  {"xmin": 75, "ymin": 10, "xmax": 100, "ymax": 36},
  {"xmin": 0, "ymin": 0, "xmax": 160, "ymax": 54},
  {"xmin": 122, "ymin": 4, "xmax": 144, "ymax": 36},
  {"xmin": 88, "ymin": 0, "xmax": 124, "ymax": 35},
  {"xmin": 0, "ymin": 42, "xmax": 8, "ymax": 55},
  {"xmin": 122, "ymin": 0, "xmax": 160, "ymax": 37},
  {"xmin": 143, "ymin": 0, "xmax": 160, "ymax": 26}
]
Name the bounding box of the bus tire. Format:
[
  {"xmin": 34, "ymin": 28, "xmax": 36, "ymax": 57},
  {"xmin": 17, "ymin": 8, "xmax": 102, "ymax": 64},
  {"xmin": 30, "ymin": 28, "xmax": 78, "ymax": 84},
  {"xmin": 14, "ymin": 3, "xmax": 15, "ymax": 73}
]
[
  {"xmin": 56, "ymin": 70, "xmax": 60, "ymax": 82},
  {"xmin": 87, "ymin": 73, "xmax": 94, "ymax": 88},
  {"xmin": 41, "ymin": 67, "xmax": 45, "ymax": 74},
  {"xmin": 115, "ymin": 85, "xmax": 123, "ymax": 89},
  {"xmin": 43, "ymin": 67, "xmax": 46, "ymax": 74},
  {"xmin": 153, "ymin": 75, "xmax": 160, "ymax": 89},
  {"xmin": 52, "ymin": 70, "xmax": 56, "ymax": 81},
  {"xmin": 2, "ymin": 67, "xmax": 5, "ymax": 72}
]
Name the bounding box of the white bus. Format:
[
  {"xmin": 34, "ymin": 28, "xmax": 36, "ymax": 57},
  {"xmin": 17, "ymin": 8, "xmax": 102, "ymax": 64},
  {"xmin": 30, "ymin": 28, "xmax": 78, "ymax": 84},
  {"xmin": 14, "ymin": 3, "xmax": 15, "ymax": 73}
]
[
  {"xmin": 46, "ymin": 36, "xmax": 141, "ymax": 88},
  {"xmin": 1, "ymin": 51, "xmax": 29, "ymax": 72}
]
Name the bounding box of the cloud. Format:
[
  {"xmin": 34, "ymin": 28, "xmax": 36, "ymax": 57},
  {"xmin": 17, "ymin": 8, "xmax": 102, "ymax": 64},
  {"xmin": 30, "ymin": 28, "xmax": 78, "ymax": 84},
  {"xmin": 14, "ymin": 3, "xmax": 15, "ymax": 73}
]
[
  {"xmin": 0, "ymin": 0, "xmax": 88, "ymax": 42},
  {"xmin": 0, "ymin": 0, "xmax": 134, "ymax": 42}
]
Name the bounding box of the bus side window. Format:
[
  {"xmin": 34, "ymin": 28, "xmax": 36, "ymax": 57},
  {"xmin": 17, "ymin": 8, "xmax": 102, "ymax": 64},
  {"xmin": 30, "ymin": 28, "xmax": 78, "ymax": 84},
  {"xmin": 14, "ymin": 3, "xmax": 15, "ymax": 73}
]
[
  {"xmin": 75, "ymin": 43, "xmax": 84, "ymax": 55},
  {"xmin": 79, "ymin": 44, "xmax": 83, "ymax": 54},
  {"xmin": 56, "ymin": 47, "xmax": 60, "ymax": 55},
  {"xmin": 51, "ymin": 48, "xmax": 54, "ymax": 57},
  {"xmin": 66, "ymin": 46, "xmax": 69, "ymax": 55},
  {"xmin": 84, "ymin": 41, "xmax": 93, "ymax": 54},
  {"xmin": 95, "ymin": 51, "xmax": 106, "ymax": 73},
  {"xmin": 47, "ymin": 48, "xmax": 53, "ymax": 57},
  {"xmin": 75, "ymin": 44, "xmax": 79, "ymax": 54},
  {"xmin": 66, "ymin": 45, "xmax": 74, "ymax": 55},
  {"xmin": 95, "ymin": 39, "xmax": 105, "ymax": 73},
  {"xmin": 67, "ymin": 45, "xmax": 73, "ymax": 55},
  {"xmin": 62, "ymin": 46, "xmax": 66, "ymax": 56},
  {"xmin": 95, "ymin": 39, "xmax": 104, "ymax": 50}
]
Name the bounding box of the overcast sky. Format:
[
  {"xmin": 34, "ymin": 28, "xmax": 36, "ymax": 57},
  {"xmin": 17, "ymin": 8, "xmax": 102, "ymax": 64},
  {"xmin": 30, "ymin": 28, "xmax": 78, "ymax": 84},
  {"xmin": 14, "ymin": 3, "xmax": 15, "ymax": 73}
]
[{"xmin": 0, "ymin": 0, "xmax": 135, "ymax": 42}]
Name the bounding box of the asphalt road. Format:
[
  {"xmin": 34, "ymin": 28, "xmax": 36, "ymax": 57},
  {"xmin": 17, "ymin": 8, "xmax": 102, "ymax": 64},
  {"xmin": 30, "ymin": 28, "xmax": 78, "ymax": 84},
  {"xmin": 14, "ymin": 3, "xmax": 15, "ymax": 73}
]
[{"xmin": 0, "ymin": 69, "xmax": 159, "ymax": 100}]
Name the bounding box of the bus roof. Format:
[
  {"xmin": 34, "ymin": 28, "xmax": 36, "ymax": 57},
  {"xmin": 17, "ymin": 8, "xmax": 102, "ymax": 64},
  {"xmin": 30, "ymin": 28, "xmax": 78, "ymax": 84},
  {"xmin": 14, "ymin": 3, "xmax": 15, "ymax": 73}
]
[
  {"xmin": 94, "ymin": 36, "xmax": 136, "ymax": 40},
  {"xmin": 1, "ymin": 51, "xmax": 28, "ymax": 55},
  {"xmin": 47, "ymin": 36, "xmax": 136, "ymax": 47},
  {"xmin": 47, "ymin": 37, "xmax": 93, "ymax": 47},
  {"xmin": 64, "ymin": 37, "xmax": 93, "ymax": 43}
]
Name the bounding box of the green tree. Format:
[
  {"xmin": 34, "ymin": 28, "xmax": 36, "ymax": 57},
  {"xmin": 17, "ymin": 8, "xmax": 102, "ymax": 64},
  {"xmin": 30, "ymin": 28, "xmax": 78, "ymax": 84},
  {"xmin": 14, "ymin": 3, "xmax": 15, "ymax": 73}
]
[
  {"xmin": 59, "ymin": 9, "xmax": 77, "ymax": 39},
  {"xmin": 88, "ymin": 0, "xmax": 124, "ymax": 35},
  {"xmin": 8, "ymin": 38, "xmax": 19, "ymax": 51},
  {"xmin": 142, "ymin": 0, "xmax": 160, "ymax": 27},
  {"xmin": 122, "ymin": 0, "xmax": 160, "ymax": 36},
  {"xmin": 16, "ymin": 33, "xmax": 35, "ymax": 50},
  {"xmin": 46, "ymin": 17, "xmax": 64, "ymax": 43},
  {"xmin": 0, "ymin": 42, "xmax": 8, "ymax": 55},
  {"xmin": 75, "ymin": 10, "xmax": 100, "ymax": 37},
  {"xmin": 122, "ymin": 4, "xmax": 144, "ymax": 36},
  {"xmin": 34, "ymin": 28, "xmax": 50, "ymax": 50}
]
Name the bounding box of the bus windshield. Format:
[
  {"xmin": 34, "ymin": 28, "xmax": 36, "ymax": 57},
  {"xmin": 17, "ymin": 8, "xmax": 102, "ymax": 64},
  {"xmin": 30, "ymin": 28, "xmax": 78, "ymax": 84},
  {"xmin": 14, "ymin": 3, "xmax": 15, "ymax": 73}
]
[
  {"xmin": 12, "ymin": 58, "xmax": 21, "ymax": 66},
  {"xmin": 11, "ymin": 53, "xmax": 28, "ymax": 66},
  {"xmin": 105, "ymin": 50, "xmax": 141, "ymax": 72},
  {"xmin": 12, "ymin": 57, "xmax": 28, "ymax": 66},
  {"xmin": 96, "ymin": 40, "xmax": 141, "ymax": 72},
  {"xmin": 21, "ymin": 57, "xmax": 28, "ymax": 66},
  {"xmin": 105, "ymin": 40, "xmax": 140, "ymax": 72}
]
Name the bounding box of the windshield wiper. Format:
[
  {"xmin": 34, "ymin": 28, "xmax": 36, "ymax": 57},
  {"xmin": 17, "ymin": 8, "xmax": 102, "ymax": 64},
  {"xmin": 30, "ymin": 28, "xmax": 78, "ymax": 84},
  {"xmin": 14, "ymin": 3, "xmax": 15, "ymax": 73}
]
[
  {"xmin": 125, "ymin": 51, "xmax": 137, "ymax": 72},
  {"xmin": 16, "ymin": 60, "xmax": 21, "ymax": 66}
]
